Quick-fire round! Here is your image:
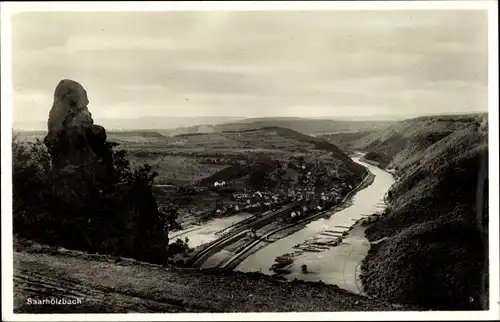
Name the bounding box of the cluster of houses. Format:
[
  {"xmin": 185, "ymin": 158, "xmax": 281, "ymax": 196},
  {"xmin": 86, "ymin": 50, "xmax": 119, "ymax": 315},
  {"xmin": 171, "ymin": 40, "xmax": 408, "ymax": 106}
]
[
  {"xmin": 208, "ymin": 179, "xmax": 350, "ymax": 219},
  {"xmin": 203, "ymin": 157, "xmax": 356, "ymax": 219},
  {"xmin": 230, "ymin": 190, "xmax": 283, "ymax": 211}
]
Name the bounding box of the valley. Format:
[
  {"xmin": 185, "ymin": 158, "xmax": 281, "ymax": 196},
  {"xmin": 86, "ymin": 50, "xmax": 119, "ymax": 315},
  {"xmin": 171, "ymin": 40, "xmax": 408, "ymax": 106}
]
[{"xmin": 12, "ymin": 112, "xmax": 490, "ymax": 313}]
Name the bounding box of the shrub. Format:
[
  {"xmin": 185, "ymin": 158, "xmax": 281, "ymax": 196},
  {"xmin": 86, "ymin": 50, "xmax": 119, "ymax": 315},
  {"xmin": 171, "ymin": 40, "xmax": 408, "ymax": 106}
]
[
  {"xmin": 12, "ymin": 136, "xmax": 52, "ymax": 233},
  {"xmin": 168, "ymin": 237, "xmax": 192, "ymax": 260}
]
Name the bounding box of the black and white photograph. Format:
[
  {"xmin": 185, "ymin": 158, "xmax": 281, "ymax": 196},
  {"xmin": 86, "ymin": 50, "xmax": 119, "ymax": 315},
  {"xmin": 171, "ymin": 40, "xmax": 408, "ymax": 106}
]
[{"xmin": 1, "ymin": 1, "xmax": 498, "ymax": 321}]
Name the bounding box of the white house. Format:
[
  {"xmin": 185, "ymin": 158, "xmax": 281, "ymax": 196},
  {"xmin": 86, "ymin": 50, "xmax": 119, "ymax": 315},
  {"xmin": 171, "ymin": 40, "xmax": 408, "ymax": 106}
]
[
  {"xmin": 214, "ymin": 181, "xmax": 226, "ymax": 188},
  {"xmin": 254, "ymin": 191, "xmax": 263, "ymax": 198}
]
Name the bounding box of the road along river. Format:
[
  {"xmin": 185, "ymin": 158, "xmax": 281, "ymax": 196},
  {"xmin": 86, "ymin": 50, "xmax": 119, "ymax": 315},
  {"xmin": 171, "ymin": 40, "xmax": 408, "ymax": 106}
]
[{"xmin": 234, "ymin": 156, "xmax": 395, "ymax": 294}]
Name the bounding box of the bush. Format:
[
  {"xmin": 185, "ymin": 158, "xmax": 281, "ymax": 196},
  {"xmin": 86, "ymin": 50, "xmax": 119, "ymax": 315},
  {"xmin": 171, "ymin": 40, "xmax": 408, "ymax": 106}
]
[
  {"xmin": 168, "ymin": 237, "xmax": 192, "ymax": 260},
  {"xmin": 12, "ymin": 137, "xmax": 52, "ymax": 232}
]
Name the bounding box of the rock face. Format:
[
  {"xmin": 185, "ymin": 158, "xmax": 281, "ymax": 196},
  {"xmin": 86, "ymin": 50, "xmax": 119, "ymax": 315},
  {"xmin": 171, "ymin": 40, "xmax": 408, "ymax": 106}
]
[
  {"xmin": 47, "ymin": 79, "xmax": 92, "ymax": 136},
  {"xmin": 39, "ymin": 79, "xmax": 169, "ymax": 264},
  {"xmin": 44, "ymin": 80, "xmax": 113, "ymax": 189}
]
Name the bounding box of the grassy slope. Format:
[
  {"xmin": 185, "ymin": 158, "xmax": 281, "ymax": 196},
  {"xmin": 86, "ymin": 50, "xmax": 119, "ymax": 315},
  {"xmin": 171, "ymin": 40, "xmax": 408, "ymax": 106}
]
[
  {"xmin": 352, "ymin": 114, "xmax": 487, "ymax": 168},
  {"xmin": 196, "ymin": 126, "xmax": 366, "ymax": 185},
  {"xmin": 344, "ymin": 114, "xmax": 489, "ymax": 310},
  {"xmin": 14, "ymin": 240, "xmax": 419, "ymax": 313},
  {"xmin": 118, "ymin": 126, "xmax": 366, "ymax": 186},
  {"xmin": 318, "ymin": 131, "xmax": 374, "ymax": 152},
  {"xmin": 218, "ymin": 118, "xmax": 396, "ymax": 135}
]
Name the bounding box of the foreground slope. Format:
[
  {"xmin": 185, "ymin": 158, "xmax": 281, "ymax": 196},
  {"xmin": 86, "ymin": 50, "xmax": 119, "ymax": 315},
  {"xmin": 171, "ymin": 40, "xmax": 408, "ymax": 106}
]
[
  {"xmin": 13, "ymin": 240, "xmax": 418, "ymax": 313},
  {"xmin": 341, "ymin": 114, "xmax": 489, "ymax": 310}
]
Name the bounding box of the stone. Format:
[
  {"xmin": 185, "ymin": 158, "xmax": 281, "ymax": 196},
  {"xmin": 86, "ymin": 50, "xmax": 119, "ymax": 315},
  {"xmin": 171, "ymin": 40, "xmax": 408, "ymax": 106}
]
[
  {"xmin": 44, "ymin": 79, "xmax": 114, "ymax": 196},
  {"xmin": 47, "ymin": 79, "xmax": 92, "ymax": 137}
]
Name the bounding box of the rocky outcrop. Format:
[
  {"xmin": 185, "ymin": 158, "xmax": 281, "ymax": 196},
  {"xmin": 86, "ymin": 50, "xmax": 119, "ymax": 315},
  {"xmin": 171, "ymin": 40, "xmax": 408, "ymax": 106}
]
[
  {"xmin": 32, "ymin": 79, "xmax": 170, "ymax": 264},
  {"xmin": 43, "ymin": 80, "xmax": 114, "ymax": 201}
]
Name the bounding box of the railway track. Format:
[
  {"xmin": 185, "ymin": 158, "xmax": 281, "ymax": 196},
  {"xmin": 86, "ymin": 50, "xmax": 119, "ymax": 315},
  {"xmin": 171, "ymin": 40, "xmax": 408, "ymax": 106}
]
[
  {"xmin": 219, "ymin": 171, "xmax": 374, "ymax": 270},
  {"xmin": 188, "ymin": 200, "xmax": 302, "ymax": 268},
  {"xmin": 215, "ymin": 209, "xmax": 272, "ymax": 237}
]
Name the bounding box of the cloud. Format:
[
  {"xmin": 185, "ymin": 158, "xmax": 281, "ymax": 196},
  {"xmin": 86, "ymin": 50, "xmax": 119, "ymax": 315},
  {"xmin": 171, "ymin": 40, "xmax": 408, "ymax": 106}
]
[{"xmin": 10, "ymin": 10, "xmax": 488, "ymax": 126}]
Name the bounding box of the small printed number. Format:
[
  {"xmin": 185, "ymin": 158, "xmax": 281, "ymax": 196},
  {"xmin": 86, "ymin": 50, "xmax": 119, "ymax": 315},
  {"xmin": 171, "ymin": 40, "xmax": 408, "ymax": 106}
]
[{"xmin": 469, "ymin": 297, "xmax": 474, "ymax": 303}]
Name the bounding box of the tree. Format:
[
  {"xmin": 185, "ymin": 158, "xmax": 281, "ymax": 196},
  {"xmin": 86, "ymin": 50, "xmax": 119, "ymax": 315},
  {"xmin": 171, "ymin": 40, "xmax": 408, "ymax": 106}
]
[
  {"xmin": 301, "ymin": 264, "xmax": 308, "ymax": 274},
  {"xmin": 160, "ymin": 204, "xmax": 182, "ymax": 231},
  {"xmin": 248, "ymin": 167, "xmax": 267, "ymax": 189}
]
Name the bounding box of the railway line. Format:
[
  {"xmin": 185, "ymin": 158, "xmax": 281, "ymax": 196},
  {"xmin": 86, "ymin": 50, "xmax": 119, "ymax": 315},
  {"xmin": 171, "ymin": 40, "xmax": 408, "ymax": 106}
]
[
  {"xmin": 188, "ymin": 200, "xmax": 302, "ymax": 268},
  {"xmin": 188, "ymin": 170, "xmax": 373, "ymax": 270}
]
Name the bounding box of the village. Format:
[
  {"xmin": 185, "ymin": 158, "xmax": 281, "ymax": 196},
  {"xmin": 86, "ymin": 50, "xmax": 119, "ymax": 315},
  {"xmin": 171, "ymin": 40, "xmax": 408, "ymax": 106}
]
[{"xmin": 205, "ymin": 158, "xmax": 356, "ymax": 223}]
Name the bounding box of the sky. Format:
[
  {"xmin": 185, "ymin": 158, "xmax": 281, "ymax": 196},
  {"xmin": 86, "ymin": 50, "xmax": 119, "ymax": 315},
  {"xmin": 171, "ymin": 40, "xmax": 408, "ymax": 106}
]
[{"xmin": 11, "ymin": 10, "xmax": 488, "ymax": 128}]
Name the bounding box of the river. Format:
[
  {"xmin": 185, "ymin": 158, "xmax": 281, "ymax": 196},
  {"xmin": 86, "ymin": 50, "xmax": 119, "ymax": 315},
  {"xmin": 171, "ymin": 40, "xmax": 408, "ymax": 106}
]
[
  {"xmin": 235, "ymin": 157, "xmax": 395, "ymax": 294},
  {"xmin": 169, "ymin": 156, "xmax": 394, "ymax": 294}
]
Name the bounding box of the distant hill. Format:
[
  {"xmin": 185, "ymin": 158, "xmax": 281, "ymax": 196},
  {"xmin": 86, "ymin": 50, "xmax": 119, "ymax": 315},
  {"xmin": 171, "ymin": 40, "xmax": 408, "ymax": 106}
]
[
  {"xmin": 13, "ymin": 116, "xmax": 245, "ymax": 132},
  {"xmin": 11, "ymin": 116, "xmax": 396, "ymax": 137},
  {"xmin": 167, "ymin": 125, "xmax": 353, "ymax": 160},
  {"xmin": 161, "ymin": 117, "xmax": 396, "ymax": 136},
  {"xmin": 339, "ymin": 113, "xmax": 489, "ymax": 310},
  {"xmin": 100, "ymin": 116, "xmax": 246, "ymax": 131},
  {"xmin": 193, "ymin": 126, "xmax": 365, "ymax": 185},
  {"xmin": 352, "ymin": 113, "xmax": 487, "ymax": 168},
  {"xmin": 316, "ymin": 131, "xmax": 373, "ymax": 152},
  {"xmin": 114, "ymin": 126, "xmax": 366, "ymax": 188}
]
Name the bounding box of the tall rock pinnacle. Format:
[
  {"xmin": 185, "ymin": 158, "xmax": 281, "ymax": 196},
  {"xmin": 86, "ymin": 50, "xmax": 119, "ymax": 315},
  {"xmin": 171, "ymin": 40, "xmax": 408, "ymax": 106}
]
[
  {"xmin": 44, "ymin": 79, "xmax": 113, "ymax": 197},
  {"xmin": 29, "ymin": 79, "xmax": 169, "ymax": 264},
  {"xmin": 47, "ymin": 79, "xmax": 93, "ymax": 136},
  {"xmin": 44, "ymin": 79, "xmax": 110, "ymax": 174}
]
